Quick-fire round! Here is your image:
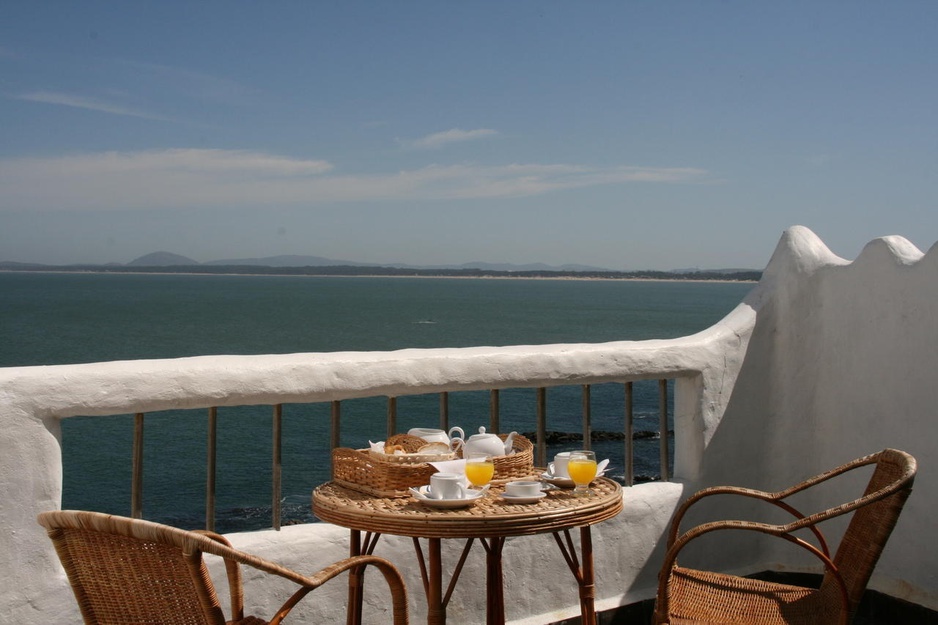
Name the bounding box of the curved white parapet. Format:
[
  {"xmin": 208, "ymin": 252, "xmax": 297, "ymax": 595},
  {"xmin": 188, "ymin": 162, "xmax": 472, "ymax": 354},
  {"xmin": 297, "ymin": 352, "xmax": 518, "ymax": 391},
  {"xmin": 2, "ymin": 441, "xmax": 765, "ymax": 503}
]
[
  {"xmin": 1, "ymin": 224, "xmax": 936, "ymax": 623},
  {"xmin": 695, "ymin": 224, "xmax": 937, "ymax": 611}
]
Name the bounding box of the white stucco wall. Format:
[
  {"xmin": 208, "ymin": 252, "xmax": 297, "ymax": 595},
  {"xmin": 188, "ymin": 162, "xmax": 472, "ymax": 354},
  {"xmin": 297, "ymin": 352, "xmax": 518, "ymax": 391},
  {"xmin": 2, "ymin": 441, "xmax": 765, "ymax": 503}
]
[
  {"xmin": 1, "ymin": 225, "xmax": 935, "ymax": 623},
  {"xmin": 687, "ymin": 226, "xmax": 937, "ymax": 608}
]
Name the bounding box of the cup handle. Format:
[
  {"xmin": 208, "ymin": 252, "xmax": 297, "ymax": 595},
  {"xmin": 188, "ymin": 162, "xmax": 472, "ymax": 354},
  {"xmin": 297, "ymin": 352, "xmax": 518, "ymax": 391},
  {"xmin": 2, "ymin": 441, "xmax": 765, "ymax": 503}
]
[{"xmin": 548, "ymin": 462, "xmax": 555, "ymax": 475}]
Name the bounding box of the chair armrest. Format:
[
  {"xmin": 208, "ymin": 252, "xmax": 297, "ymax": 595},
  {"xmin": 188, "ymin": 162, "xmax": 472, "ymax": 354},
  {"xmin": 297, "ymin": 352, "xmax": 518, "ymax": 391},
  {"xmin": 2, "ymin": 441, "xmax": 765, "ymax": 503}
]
[
  {"xmin": 666, "ymin": 486, "xmax": 830, "ymax": 557},
  {"xmin": 188, "ymin": 534, "xmax": 408, "ymax": 625},
  {"xmin": 194, "ymin": 530, "xmax": 245, "ymax": 621},
  {"xmin": 267, "ymin": 555, "xmax": 409, "ymax": 625},
  {"xmin": 658, "ymin": 519, "xmax": 849, "ymax": 625}
]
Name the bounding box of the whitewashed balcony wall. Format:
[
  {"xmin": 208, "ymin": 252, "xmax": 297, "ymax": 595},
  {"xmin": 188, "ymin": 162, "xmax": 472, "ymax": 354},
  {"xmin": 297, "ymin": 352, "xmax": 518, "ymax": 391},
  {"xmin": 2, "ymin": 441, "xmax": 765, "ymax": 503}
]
[
  {"xmin": 1, "ymin": 225, "xmax": 935, "ymax": 624},
  {"xmin": 688, "ymin": 226, "xmax": 938, "ymax": 609}
]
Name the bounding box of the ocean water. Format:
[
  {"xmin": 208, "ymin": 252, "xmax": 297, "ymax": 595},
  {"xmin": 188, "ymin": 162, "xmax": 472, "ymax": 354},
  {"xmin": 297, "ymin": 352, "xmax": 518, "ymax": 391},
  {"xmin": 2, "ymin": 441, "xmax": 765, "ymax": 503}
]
[{"xmin": 1, "ymin": 272, "xmax": 754, "ymax": 531}]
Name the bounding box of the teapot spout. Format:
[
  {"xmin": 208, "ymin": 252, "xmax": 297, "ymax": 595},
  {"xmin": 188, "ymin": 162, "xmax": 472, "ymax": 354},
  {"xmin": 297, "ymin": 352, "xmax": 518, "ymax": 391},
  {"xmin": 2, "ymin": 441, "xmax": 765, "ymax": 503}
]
[{"xmin": 503, "ymin": 431, "xmax": 518, "ymax": 455}]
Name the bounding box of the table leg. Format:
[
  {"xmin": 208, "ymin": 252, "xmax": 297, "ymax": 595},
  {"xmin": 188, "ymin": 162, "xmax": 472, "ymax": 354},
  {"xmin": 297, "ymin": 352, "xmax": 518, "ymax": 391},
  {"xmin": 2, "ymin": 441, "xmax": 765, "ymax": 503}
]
[
  {"xmin": 347, "ymin": 530, "xmax": 363, "ymax": 625},
  {"xmin": 427, "ymin": 538, "xmax": 445, "ymax": 625},
  {"xmin": 579, "ymin": 527, "xmax": 596, "ymax": 625},
  {"xmin": 346, "ymin": 530, "xmax": 382, "ymax": 625},
  {"xmin": 481, "ymin": 537, "xmax": 506, "ymax": 625},
  {"xmin": 553, "ymin": 527, "xmax": 598, "ymax": 625}
]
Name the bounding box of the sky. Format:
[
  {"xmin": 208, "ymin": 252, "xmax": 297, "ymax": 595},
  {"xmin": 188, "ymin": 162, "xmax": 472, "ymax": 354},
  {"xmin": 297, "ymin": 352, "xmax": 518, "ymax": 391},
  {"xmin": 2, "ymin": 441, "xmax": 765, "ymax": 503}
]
[{"xmin": 1, "ymin": 1, "xmax": 937, "ymax": 271}]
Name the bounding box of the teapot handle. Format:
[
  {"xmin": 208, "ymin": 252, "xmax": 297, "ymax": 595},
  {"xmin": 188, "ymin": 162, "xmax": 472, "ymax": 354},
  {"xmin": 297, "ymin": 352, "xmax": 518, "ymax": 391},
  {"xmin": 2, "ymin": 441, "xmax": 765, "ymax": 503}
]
[
  {"xmin": 448, "ymin": 426, "xmax": 465, "ymax": 440},
  {"xmin": 449, "ymin": 438, "xmax": 465, "ymax": 453}
]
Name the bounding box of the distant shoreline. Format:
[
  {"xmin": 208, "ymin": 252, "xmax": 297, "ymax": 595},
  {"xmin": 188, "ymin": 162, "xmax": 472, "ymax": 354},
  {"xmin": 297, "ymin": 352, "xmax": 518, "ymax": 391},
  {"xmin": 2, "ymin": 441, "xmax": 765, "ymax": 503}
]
[{"xmin": 0, "ymin": 265, "xmax": 761, "ymax": 283}]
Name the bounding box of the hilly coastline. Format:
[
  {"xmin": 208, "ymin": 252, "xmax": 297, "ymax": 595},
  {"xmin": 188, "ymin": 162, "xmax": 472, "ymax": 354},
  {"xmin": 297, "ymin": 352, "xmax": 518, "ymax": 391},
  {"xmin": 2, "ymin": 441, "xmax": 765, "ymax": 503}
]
[{"xmin": 1, "ymin": 252, "xmax": 762, "ymax": 282}]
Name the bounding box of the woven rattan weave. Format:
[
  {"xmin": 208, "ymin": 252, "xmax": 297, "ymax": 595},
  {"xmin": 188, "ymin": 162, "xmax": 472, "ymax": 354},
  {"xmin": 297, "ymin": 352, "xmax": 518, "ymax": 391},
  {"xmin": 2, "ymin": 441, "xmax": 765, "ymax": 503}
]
[
  {"xmin": 654, "ymin": 448, "xmax": 916, "ymax": 625},
  {"xmin": 314, "ymin": 475, "xmax": 622, "ymax": 538},
  {"xmin": 38, "ymin": 510, "xmax": 409, "ymax": 625}
]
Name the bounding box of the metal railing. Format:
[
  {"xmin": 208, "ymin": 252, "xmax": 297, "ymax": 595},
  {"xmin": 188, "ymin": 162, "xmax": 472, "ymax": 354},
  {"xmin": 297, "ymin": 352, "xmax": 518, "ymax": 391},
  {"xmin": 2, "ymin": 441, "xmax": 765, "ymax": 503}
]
[{"xmin": 122, "ymin": 379, "xmax": 675, "ymax": 531}]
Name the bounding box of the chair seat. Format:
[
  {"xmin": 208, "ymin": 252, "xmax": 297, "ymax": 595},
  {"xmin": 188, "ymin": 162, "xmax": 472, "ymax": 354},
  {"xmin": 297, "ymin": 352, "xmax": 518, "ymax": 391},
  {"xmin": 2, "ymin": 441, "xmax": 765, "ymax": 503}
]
[
  {"xmin": 229, "ymin": 618, "xmax": 269, "ymax": 625},
  {"xmin": 666, "ymin": 566, "xmax": 840, "ymax": 624}
]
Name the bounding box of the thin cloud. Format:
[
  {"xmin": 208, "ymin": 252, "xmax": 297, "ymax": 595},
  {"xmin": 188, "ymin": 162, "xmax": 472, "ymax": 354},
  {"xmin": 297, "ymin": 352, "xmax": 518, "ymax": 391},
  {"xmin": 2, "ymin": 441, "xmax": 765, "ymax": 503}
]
[
  {"xmin": 0, "ymin": 148, "xmax": 707, "ymax": 211},
  {"xmin": 114, "ymin": 59, "xmax": 260, "ymax": 105},
  {"xmin": 15, "ymin": 90, "xmax": 173, "ymax": 122},
  {"xmin": 408, "ymin": 128, "xmax": 498, "ymax": 150}
]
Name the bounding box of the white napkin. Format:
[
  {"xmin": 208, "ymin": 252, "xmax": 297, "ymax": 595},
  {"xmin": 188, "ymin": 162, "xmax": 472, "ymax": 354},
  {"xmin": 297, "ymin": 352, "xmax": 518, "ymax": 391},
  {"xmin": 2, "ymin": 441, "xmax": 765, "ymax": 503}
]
[
  {"xmin": 429, "ymin": 458, "xmax": 466, "ymax": 475},
  {"xmin": 369, "ymin": 440, "xmax": 406, "ymax": 455}
]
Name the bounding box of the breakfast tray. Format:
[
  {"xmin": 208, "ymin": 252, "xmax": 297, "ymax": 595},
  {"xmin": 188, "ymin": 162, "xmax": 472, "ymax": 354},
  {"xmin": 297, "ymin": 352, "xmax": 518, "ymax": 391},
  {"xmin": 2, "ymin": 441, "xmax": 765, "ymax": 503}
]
[{"xmin": 332, "ymin": 433, "xmax": 536, "ymax": 498}]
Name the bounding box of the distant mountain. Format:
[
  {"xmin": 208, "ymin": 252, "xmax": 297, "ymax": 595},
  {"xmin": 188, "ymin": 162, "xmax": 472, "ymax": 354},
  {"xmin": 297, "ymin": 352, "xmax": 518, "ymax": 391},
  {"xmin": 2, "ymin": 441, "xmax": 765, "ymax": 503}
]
[
  {"xmin": 1, "ymin": 251, "xmax": 759, "ymax": 278},
  {"xmin": 127, "ymin": 252, "xmax": 200, "ymax": 266},
  {"xmin": 202, "ymin": 255, "xmax": 611, "ymax": 272},
  {"xmin": 455, "ymin": 261, "xmax": 612, "ymax": 272},
  {"xmin": 204, "ymin": 254, "xmax": 369, "ymax": 267},
  {"xmin": 670, "ymin": 267, "xmax": 756, "ymax": 275}
]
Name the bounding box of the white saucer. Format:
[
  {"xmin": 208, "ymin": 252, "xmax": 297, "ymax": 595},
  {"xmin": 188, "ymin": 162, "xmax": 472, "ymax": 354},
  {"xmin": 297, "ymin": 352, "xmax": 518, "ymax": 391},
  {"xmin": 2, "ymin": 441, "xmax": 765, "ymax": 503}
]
[
  {"xmin": 540, "ymin": 470, "xmax": 607, "ymax": 488},
  {"xmin": 540, "ymin": 472, "xmax": 575, "ymax": 487},
  {"xmin": 500, "ymin": 491, "xmax": 547, "ymax": 504},
  {"xmin": 410, "ymin": 486, "xmax": 485, "ymax": 508}
]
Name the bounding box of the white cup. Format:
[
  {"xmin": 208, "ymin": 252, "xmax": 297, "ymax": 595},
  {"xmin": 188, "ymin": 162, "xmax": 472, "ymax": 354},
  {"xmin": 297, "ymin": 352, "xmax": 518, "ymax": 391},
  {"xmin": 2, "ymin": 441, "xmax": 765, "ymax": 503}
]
[
  {"xmin": 429, "ymin": 472, "xmax": 467, "ymax": 500},
  {"xmin": 504, "ymin": 480, "xmax": 542, "ymax": 498},
  {"xmin": 551, "ymin": 452, "xmax": 571, "ymax": 478},
  {"xmin": 408, "ymin": 428, "xmax": 450, "ymax": 444}
]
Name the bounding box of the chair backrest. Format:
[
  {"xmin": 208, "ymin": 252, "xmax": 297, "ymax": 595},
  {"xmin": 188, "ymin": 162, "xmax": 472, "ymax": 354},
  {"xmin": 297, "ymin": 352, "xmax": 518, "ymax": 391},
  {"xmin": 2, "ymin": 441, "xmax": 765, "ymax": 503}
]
[
  {"xmin": 824, "ymin": 448, "xmax": 916, "ymax": 616},
  {"xmin": 38, "ymin": 510, "xmax": 226, "ymax": 625}
]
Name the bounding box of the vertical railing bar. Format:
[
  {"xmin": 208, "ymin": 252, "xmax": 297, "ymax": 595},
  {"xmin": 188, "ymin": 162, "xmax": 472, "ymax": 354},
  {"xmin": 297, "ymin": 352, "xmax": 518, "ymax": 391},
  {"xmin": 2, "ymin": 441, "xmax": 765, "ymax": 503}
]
[
  {"xmin": 387, "ymin": 396, "xmax": 397, "ymax": 439},
  {"xmin": 536, "ymin": 387, "xmax": 547, "ymax": 467},
  {"xmin": 330, "ymin": 400, "xmax": 341, "ymax": 480},
  {"xmin": 272, "ymin": 404, "xmax": 282, "ymax": 531},
  {"xmin": 131, "ymin": 413, "xmax": 144, "ymax": 519},
  {"xmin": 489, "ymin": 389, "xmax": 500, "ymax": 433},
  {"xmin": 439, "ymin": 392, "xmax": 449, "ymax": 430},
  {"xmin": 659, "ymin": 379, "xmax": 670, "ymax": 482},
  {"xmin": 581, "ymin": 385, "xmax": 592, "ymax": 450},
  {"xmin": 624, "ymin": 382, "xmax": 634, "ymax": 487},
  {"xmin": 330, "ymin": 400, "xmax": 342, "ymax": 449},
  {"xmin": 206, "ymin": 407, "xmax": 217, "ymax": 531}
]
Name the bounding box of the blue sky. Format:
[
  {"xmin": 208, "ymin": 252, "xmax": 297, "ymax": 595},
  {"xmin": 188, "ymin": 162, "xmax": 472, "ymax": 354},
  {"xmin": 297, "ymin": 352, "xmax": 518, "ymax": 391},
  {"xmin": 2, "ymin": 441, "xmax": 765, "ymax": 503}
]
[{"xmin": 1, "ymin": 1, "xmax": 936, "ymax": 270}]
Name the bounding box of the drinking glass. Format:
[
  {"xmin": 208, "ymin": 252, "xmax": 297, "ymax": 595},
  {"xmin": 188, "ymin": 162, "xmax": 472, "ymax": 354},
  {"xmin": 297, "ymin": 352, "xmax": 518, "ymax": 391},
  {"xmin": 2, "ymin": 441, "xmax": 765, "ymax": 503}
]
[
  {"xmin": 465, "ymin": 452, "xmax": 495, "ymax": 490},
  {"xmin": 567, "ymin": 450, "xmax": 597, "ymax": 496}
]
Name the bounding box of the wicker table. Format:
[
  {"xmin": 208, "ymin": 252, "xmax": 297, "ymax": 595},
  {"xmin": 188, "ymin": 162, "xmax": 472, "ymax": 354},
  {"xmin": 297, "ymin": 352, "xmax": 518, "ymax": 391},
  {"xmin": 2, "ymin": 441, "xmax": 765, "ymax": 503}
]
[{"xmin": 312, "ymin": 476, "xmax": 622, "ymax": 625}]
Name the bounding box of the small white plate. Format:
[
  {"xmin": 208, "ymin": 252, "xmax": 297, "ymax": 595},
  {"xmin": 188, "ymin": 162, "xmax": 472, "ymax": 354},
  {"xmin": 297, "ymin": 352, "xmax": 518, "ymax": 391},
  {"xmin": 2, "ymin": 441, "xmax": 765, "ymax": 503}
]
[
  {"xmin": 501, "ymin": 491, "xmax": 547, "ymax": 504},
  {"xmin": 540, "ymin": 472, "xmax": 576, "ymax": 487},
  {"xmin": 410, "ymin": 486, "xmax": 486, "ymax": 508}
]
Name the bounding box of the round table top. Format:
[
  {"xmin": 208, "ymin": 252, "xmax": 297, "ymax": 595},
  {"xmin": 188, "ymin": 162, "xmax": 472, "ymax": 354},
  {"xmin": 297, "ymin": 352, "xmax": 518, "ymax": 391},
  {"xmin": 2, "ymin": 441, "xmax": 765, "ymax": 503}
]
[{"xmin": 312, "ymin": 477, "xmax": 623, "ymax": 539}]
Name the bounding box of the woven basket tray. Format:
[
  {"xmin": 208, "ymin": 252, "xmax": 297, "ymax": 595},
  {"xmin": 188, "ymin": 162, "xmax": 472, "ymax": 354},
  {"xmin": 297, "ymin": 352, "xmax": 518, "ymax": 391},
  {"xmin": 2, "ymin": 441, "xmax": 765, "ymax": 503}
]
[
  {"xmin": 333, "ymin": 447, "xmax": 438, "ymax": 498},
  {"xmin": 332, "ymin": 433, "xmax": 535, "ymax": 498}
]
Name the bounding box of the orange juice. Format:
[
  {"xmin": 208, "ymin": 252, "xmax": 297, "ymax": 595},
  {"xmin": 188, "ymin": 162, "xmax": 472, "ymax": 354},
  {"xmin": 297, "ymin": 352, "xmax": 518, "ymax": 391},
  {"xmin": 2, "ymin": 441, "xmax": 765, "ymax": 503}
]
[
  {"xmin": 465, "ymin": 461, "xmax": 495, "ymax": 487},
  {"xmin": 567, "ymin": 458, "xmax": 597, "ymax": 485}
]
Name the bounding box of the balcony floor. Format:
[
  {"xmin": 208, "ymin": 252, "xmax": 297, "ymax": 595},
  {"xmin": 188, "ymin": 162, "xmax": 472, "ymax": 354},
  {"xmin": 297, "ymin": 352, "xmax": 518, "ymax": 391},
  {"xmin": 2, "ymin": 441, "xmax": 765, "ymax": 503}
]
[{"xmin": 549, "ymin": 573, "xmax": 938, "ymax": 625}]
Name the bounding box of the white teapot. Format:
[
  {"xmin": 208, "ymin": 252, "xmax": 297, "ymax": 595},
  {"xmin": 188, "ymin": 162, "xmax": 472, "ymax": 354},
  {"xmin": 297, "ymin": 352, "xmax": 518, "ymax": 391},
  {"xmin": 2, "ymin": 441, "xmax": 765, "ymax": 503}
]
[{"xmin": 451, "ymin": 426, "xmax": 517, "ymax": 457}]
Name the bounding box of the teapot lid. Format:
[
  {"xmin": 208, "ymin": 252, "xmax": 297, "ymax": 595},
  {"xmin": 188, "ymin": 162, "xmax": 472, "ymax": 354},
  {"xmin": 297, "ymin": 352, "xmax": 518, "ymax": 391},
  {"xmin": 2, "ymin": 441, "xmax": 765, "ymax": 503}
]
[{"xmin": 469, "ymin": 426, "xmax": 497, "ymax": 439}]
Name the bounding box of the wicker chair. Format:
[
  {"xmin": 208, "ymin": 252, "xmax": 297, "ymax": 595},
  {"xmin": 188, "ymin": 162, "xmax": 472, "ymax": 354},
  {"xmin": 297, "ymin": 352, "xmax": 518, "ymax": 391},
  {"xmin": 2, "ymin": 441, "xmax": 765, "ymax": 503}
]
[
  {"xmin": 38, "ymin": 510, "xmax": 408, "ymax": 625},
  {"xmin": 654, "ymin": 448, "xmax": 916, "ymax": 625}
]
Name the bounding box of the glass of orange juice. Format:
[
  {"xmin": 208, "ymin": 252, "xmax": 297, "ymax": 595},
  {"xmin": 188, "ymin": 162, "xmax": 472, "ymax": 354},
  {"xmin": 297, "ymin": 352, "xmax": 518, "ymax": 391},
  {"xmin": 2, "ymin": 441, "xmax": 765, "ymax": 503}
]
[
  {"xmin": 568, "ymin": 450, "xmax": 597, "ymax": 496},
  {"xmin": 465, "ymin": 452, "xmax": 495, "ymax": 490}
]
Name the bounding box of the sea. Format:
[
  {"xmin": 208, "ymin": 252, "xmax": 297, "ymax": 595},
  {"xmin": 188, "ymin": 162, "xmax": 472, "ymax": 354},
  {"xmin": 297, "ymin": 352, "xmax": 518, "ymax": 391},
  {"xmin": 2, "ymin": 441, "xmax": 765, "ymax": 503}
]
[{"xmin": 0, "ymin": 271, "xmax": 754, "ymax": 532}]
